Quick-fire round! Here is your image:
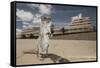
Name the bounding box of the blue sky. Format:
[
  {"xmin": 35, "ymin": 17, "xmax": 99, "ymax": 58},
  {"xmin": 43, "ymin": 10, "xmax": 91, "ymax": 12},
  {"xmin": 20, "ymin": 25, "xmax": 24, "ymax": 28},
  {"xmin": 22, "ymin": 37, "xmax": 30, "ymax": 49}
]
[{"xmin": 16, "ymin": 3, "xmax": 97, "ymax": 30}]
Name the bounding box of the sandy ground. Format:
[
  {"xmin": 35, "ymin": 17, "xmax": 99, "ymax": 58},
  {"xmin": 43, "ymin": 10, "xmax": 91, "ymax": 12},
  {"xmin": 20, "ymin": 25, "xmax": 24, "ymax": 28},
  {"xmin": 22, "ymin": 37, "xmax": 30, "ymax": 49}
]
[{"xmin": 16, "ymin": 39, "xmax": 96, "ymax": 65}]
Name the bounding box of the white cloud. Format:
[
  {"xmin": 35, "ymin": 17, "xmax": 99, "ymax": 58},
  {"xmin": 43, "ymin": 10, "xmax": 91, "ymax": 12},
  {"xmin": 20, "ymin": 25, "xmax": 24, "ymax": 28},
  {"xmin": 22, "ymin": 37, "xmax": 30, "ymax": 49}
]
[
  {"xmin": 32, "ymin": 17, "xmax": 41, "ymax": 24},
  {"xmin": 22, "ymin": 22, "xmax": 39, "ymax": 29},
  {"xmin": 29, "ymin": 4, "xmax": 53, "ymax": 24},
  {"xmin": 29, "ymin": 4, "xmax": 52, "ymax": 15},
  {"xmin": 39, "ymin": 4, "xmax": 52, "ymax": 15},
  {"xmin": 22, "ymin": 22, "xmax": 30, "ymax": 25},
  {"xmin": 32, "ymin": 14, "xmax": 42, "ymax": 24},
  {"xmin": 22, "ymin": 25, "xmax": 28, "ymax": 29},
  {"xmin": 16, "ymin": 4, "xmax": 53, "ymax": 29},
  {"xmin": 22, "ymin": 22, "xmax": 32, "ymax": 29},
  {"xmin": 16, "ymin": 28, "xmax": 22, "ymax": 32},
  {"xmin": 16, "ymin": 9, "xmax": 34, "ymax": 22},
  {"xmin": 28, "ymin": 4, "xmax": 39, "ymax": 8}
]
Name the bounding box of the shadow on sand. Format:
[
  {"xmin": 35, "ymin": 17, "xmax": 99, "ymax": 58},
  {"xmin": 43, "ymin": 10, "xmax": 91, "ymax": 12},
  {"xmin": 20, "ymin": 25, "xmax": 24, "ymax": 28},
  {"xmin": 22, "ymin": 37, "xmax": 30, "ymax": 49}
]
[
  {"xmin": 40, "ymin": 53, "xmax": 70, "ymax": 63},
  {"xmin": 23, "ymin": 49, "xmax": 70, "ymax": 63}
]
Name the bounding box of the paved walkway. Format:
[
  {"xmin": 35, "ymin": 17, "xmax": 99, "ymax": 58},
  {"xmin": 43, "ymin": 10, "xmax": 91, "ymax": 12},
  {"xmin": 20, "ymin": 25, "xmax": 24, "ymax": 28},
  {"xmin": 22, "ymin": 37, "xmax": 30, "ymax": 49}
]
[{"xmin": 16, "ymin": 39, "xmax": 96, "ymax": 65}]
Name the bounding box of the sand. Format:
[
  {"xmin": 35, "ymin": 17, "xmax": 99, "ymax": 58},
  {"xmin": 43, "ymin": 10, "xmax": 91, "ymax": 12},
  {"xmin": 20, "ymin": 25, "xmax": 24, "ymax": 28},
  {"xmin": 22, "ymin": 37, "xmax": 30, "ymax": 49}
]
[{"xmin": 16, "ymin": 39, "xmax": 96, "ymax": 65}]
